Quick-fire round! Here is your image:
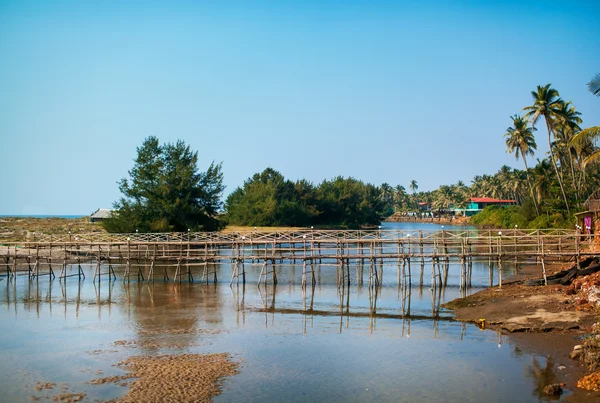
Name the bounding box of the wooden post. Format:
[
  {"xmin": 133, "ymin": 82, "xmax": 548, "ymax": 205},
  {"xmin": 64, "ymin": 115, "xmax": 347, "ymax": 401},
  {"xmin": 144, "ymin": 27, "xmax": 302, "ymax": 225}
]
[
  {"xmin": 576, "ymin": 232, "xmax": 581, "ymax": 270},
  {"xmin": 498, "ymin": 231, "xmax": 503, "ymax": 288},
  {"xmin": 541, "ymin": 237, "xmax": 547, "ymax": 285}
]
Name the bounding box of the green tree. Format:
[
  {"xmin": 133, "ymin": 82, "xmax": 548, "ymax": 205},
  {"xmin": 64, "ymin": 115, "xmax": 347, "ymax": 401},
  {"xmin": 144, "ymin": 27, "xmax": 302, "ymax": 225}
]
[
  {"xmin": 532, "ymin": 159, "xmax": 554, "ymax": 208},
  {"xmin": 409, "ymin": 180, "xmax": 418, "ymax": 209},
  {"xmin": 504, "ymin": 114, "xmax": 539, "ymax": 215},
  {"xmin": 553, "ymin": 101, "xmax": 582, "ymax": 197},
  {"xmin": 103, "ymin": 137, "xmax": 225, "ymax": 232},
  {"xmin": 523, "ymin": 84, "xmax": 570, "ymax": 213},
  {"xmin": 393, "ymin": 185, "xmax": 407, "ymax": 212},
  {"xmin": 224, "ymin": 168, "xmax": 317, "ymax": 227},
  {"xmin": 588, "ymin": 73, "xmax": 600, "ymax": 97},
  {"xmin": 570, "ymin": 75, "xmax": 600, "ymax": 171},
  {"xmin": 379, "ymin": 182, "xmax": 395, "ymax": 216}
]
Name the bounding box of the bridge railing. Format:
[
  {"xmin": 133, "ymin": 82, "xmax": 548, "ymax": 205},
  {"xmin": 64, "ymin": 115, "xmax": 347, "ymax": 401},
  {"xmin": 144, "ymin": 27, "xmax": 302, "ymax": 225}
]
[{"xmin": 1, "ymin": 229, "xmax": 592, "ymax": 259}]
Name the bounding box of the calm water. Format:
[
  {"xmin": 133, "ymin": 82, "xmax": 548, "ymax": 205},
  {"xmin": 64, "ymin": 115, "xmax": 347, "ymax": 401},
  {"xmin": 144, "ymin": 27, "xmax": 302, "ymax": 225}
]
[{"xmin": 0, "ymin": 222, "xmax": 569, "ymax": 402}]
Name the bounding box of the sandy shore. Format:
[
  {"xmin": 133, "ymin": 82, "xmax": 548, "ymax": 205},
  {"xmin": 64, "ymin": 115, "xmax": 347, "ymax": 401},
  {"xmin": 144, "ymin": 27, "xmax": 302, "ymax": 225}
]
[{"xmin": 92, "ymin": 353, "xmax": 239, "ymax": 403}]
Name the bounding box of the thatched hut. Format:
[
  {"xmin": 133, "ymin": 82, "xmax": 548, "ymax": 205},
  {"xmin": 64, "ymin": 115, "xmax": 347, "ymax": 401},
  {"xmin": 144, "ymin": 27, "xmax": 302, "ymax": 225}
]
[{"xmin": 575, "ymin": 190, "xmax": 600, "ymax": 235}]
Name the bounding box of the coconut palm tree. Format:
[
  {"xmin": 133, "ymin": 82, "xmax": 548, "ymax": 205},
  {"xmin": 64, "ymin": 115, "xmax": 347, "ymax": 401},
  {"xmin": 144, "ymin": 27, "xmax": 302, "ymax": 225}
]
[
  {"xmin": 409, "ymin": 180, "xmax": 419, "ymax": 210},
  {"xmin": 523, "ymin": 84, "xmax": 570, "ymax": 214},
  {"xmin": 504, "ymin": 114, "xmax": 540, "ymax": 215},
  {"xmin": 569, "ymin": 75, "xmax": 600, "ymax": 174},
  {"xmin": 554, "ymin": 101, "xmax": 582, "ymax": 196},
  {"xmin": 532, "ymin": 159, "xmax": 554, "ymax": 207},
  {"xmin": 588, "ymin": 73, "xmax": 600, "ymax": 97},
  {"xmin": 570, "ymin": 127, "xmax": 600, "ymax": 169},
  {"xmin": 379, "ymin": 183, "xmax": 394, "ymax": 209},
  {"xmin": 393, "ymin": 185, "xmax": 407, "ymax": 211}
]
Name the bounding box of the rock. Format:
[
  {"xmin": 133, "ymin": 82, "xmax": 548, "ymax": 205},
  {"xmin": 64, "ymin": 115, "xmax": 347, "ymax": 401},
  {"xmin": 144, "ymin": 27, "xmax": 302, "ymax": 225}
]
[
  {"xmin": 557, "ymin": 365, "xmax": 566, "ymax": 370},
  {"xmin": 542, "ymin": 383, "xmax": 563, "ymax": 396}
]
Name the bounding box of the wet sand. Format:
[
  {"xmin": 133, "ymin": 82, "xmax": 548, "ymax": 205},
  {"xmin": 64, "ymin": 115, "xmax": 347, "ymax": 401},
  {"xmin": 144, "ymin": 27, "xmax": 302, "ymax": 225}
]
[{"xmin": 93, "ymin": 353, "xmax": 238, "ymax": 403}]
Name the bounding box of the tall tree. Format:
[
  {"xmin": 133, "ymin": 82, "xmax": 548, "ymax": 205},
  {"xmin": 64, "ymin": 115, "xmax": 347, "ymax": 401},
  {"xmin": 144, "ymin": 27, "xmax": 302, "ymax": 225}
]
[
  {"xmin": 532, "ymin": 159, "xmax": 554, "ymax": 207},
  {"xmin": 393, "ymin": 185, "xmax": 407, "ymax": 212},
  {"xmin": 588, "ymin": 73, "xmax": 600, "ymax": 97},
  {"xmin": 103, "ymin": 137, "xmax": 225, "ymax": 232},
  {"xmin": 570, "ymin": 75, "xmax": 600, "ymax": 174},
  {"xmin": 554, "ymin": 101, "xmax": 582, "ymax": 197},
  {"xmin": 409, "ymin": 180, "xmax": 418, "ymax": 210},
  {"xmin": 523, "ymin": 84, "xmax": 570, "ymax": 214},
  {"xmin": 504, "ymin": 114, "xmax": 539, "ymax": 215}
]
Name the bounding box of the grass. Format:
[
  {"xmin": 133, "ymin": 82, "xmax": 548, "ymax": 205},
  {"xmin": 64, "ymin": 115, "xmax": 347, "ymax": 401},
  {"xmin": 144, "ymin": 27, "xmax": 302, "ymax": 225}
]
[{"xmin": 0, "ymin": 216, "xmax": 106, "ymax": 241}]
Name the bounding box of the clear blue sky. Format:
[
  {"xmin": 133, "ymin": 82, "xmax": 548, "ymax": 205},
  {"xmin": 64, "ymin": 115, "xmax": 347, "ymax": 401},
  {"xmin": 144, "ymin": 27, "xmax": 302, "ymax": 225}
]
[{"xmin": 1, "ymin": 0, "xmax": 599, "ymax": 215}]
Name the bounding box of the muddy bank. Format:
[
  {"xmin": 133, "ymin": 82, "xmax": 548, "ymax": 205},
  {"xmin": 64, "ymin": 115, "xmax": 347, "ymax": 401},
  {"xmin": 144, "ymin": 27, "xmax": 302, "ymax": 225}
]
[
  {"xmin": 444, "ymin": 261, "xmax": 600, "ymax": 400},
  {"xmin": 443, "ymin": 282, "xmax": 595, "ymax": 332}
]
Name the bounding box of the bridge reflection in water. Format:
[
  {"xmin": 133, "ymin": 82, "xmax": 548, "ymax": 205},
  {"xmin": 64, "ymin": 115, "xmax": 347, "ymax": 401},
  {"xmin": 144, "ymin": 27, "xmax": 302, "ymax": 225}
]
[{"xmin": 2, "ymin": 256, "xmax": 515, "ymax": 344}]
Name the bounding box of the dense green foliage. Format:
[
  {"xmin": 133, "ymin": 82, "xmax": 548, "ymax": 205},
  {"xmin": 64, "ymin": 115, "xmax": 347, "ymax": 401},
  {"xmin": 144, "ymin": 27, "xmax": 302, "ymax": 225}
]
[
  {"xmin": 103, "ymin": 137, "xmax": 225, "ymax": 232},
  {"xmin": 224, "ymin": 168, "xmax": 387, "ymax": 228},
  {"xmin": 103, "ymin": 77, "xmax": 600, "ymax": 232},
  {"xmin": 470, "ymin": 204, "xmax": 570, "ymax": 229},
  {"xmin": 409, "ymin": 80, "xmax": 600, "ymax": 229}
]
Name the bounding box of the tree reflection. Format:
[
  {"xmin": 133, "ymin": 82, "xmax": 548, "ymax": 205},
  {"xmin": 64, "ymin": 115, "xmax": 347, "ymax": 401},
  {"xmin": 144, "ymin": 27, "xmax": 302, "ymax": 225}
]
[{"xmin": 524, "ymin": 356, "xmax": 560, "ymax": 400}]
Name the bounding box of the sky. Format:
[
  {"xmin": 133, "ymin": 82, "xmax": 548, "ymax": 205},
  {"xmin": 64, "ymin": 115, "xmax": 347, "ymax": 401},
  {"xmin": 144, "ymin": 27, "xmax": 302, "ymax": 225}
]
[{"xmin": 0, "ymin": 0, "xmax": 599, "ymax": 215}]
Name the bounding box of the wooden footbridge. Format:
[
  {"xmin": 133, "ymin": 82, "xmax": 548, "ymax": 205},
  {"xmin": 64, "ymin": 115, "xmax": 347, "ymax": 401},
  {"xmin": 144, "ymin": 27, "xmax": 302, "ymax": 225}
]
[{"xmin": 0, "ymin": 229, "xmax": 595, "ymax": 288}]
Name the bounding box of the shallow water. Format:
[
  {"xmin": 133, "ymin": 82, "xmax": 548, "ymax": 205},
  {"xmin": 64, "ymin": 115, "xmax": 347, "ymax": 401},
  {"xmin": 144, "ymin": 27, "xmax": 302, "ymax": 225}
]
[{"xmin": 0, "ymin": 222, "xmax": 571, "ymax": 402}]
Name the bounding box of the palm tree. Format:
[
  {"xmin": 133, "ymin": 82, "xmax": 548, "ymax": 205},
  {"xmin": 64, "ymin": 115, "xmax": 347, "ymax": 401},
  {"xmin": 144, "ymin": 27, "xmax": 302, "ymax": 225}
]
[
  {"xmin": 523, "ymin": 84, "xmax": 570, "ymax": 214},
  {"xmin": 532, "ymin": 159, "xmax": 554, "ymax": 207},
  {"xmin": 409, "ymin": 180, "xmax": 418, "ymax": 210},
  {"xmin": 554, "ymin": 101, "xmax": 582, "ymax": 196},
  {"xmin": 569, "ymin": 75, "xmax": 600, "ymax": 174},
  {"xmin": 504, "ymin": 114, "xmax": 539, "ymax": 215},
  {"xmin": 393, "ymin": 185, "xmax": 407, "ymax": 212},
  {"xmin": 588, "ymin": 73, "xmax": 600, "ymax": 97},
  {"xmin": 570, "ymin": 127, "xmax": 600, "ymax": 169},
  {"xmin": 379, "ymin": 183, "xmax": 393, "ymax": 208}
]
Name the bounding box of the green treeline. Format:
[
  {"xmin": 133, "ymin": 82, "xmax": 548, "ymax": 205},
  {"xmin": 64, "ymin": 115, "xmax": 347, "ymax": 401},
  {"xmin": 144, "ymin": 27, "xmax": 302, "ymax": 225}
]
[
  {"xmin": 406, "ymin": 78, "xmax": 600, "ymax": 229},
  {"xmin": 224, "ymin": 168, "xmax": 388, "ymax": 228},
  {"xmin": 103, "ymin": 76, "xmax": 600, "ymax": 232}
]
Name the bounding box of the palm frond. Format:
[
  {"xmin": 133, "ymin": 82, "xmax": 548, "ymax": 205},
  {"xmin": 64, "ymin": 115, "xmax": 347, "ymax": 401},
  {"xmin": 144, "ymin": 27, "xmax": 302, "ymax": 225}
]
[
  {"xmin": 583, "ymin": 150, "xmax": 600, "ymax": 169},
  {"xmin": 570, "ymin": 126, "xmax": 600, "ymax": 147},
  {"xmin": 588, "ymin": 73, "xmax": 600, "ymax": 97}
]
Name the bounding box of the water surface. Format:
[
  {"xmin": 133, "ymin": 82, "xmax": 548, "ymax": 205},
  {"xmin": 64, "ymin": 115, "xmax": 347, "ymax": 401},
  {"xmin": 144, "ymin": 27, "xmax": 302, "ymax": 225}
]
[{"xmin": 0, "ymin": 222, "xmax": 568, "ymax": 402}]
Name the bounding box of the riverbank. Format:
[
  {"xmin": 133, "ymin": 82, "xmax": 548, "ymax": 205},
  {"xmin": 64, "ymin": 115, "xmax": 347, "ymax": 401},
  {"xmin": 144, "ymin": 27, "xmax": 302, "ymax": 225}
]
[
  {"xmin": 0, "ymin": 216, "xmax": 104, "ymax": 242},
  {"xmin": 444, "ymin": 257, "xmax": 600, "ymax": 401}
]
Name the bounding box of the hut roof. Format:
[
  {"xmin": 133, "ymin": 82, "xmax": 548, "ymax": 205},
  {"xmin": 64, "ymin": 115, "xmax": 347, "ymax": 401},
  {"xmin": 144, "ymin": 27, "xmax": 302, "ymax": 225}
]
[
  {"xmin": 90, "ymin": 209, "xmax": 113, "ymax": 219},
  {"xmin": 584, "ymin": 190, "xmax": 600, "ymax": 212},
  {"xmin": 470, "ymin": 197, "xmax": 516, "ymax": 203}
]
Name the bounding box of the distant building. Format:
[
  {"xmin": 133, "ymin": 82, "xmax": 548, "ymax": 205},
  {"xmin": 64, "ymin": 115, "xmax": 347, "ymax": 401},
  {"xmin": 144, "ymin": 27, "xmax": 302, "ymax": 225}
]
[
  {"xmin": 460, "ymin": 197, "xmax": 517, "ymax": 217},
  {"xmin": 417, "ymin": 201, "xmax": 432, "ymax": 211},
  {"xmin": 90, "ymin": 209, "xmax": 113, "ymax": 222}
]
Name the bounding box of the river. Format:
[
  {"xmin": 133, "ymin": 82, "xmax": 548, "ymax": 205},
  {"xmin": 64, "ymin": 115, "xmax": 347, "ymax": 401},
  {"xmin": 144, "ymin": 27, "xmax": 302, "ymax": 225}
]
[{"xmin": 0, "ymin": 222, "xmax": 570, "ymax": 402}]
